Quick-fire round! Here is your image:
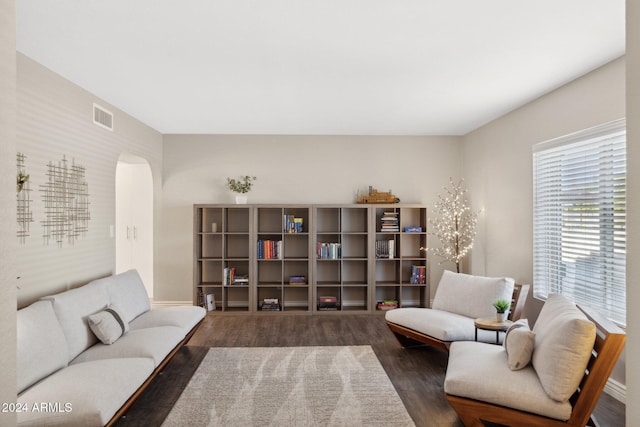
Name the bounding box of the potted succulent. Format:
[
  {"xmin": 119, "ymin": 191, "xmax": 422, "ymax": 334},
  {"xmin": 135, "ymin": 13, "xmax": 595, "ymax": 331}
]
[
  {"xmin": 226, "ymin": 175, "xmax": 256, "ymax": 204},
  {"xmin": 493, "ymin": 298, "xmax": 511, "ymax": 322}
]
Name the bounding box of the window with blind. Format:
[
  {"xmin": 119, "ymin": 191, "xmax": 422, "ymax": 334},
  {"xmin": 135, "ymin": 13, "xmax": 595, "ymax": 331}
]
[{"xmin": 533, "ymin": 119, "xmax": 626, "ymax": 326}]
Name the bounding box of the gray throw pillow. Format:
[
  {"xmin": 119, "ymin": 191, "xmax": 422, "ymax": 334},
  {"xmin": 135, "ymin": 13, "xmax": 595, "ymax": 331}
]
[
  {"xmin": 503, "ymin": 319, "xmax": 535, "ymax": 370},
  {"xmin": 88, "ymin": 305, "xmax": 129, "ymax": 345}
]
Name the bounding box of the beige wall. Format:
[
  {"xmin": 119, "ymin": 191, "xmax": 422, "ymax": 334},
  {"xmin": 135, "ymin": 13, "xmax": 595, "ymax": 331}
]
[
  {"xmin": 462, "ymin": 57, "xmax": 625, "ymax": 287},
  {"xmin": 0, "ymin": 0, "xmax": 17, "ymax": 425},
  {"xmin": 15, "ymin": 54, "xmax": 163, "ymax": 307},
  {"xmin": 462, "ymin": 57, "xmax": 626, "ymax": 386},
  {"xmin": 625, "ymin": 0, "xmax": 639, "ymax": 423},
  {"xmin": 157, "ymin": 134, "xmax": 462, "ymax": 302}
]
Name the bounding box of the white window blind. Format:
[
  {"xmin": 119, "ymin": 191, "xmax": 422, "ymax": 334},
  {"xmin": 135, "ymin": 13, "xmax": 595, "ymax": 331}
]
[{"xmin": 533, "ymin": 119, "xmax": 626, "ymax": 326}]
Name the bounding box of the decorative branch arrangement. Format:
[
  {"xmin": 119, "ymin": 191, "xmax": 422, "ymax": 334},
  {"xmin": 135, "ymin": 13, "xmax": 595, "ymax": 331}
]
[
  {"xmin": 40, "ymin": 155, "xmax": 91, "ymax": 247},
  {"xmin": 16, "ymin": 152, "xmax": 34, "ymax": 244},
  {"xmin": 226, "ymin": 175, "xmax": 257, "ymax": 194},
  {"xmin": 428, "ymin": 178, "xmax": 479, "ymax": 273}
]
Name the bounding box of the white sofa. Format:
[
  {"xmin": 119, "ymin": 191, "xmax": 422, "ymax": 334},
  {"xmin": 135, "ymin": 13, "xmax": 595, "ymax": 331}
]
[
  {"xmin": 16, "ymin": 270, "xmax": 206, "ymax": 427},
  {"xmin": 385, "ymin": 271, "xmax": 518, "ymax": 350}
]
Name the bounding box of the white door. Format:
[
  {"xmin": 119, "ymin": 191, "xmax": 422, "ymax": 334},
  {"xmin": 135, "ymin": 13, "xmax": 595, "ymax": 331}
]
[{"xmin": 116, "ymin": 157, "xmax": 154, "ymax": 298}]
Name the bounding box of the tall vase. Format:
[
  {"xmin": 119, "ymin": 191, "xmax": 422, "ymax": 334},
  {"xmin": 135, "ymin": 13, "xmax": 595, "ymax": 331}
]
[{"xmin": 235, "ymin": 195, "xmax": 248, "ymax": 204}]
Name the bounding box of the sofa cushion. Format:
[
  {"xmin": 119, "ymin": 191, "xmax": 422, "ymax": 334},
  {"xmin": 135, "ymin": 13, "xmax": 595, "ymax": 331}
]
[
  {"xmin": 70, "ymin": 326, "xmax": 185, "ymax": 367},
  {"xmin": 532, "ymin": 293, "xmax": 596, "ymax": 402},
  {"xmin": 88, "ymin": 305, "xmax": 129, "ymax": 345},
  {"xmin": 445, "ymin": 341, "xmax": 571, "ymax": 421},
  {"xmin": 385, "ymin": 307, "xmax": 505, "ymax": 343},
  {"xmin": 40, "ymin": 279, "xmax": 110, "ymax": 361},
  {"xmin": 432, "ymin": 271, "xmax": 515, "ymax": 319},
  {"xmin": 17, "ymin": 358, "xmax": 154, "ymax": 427},
  {"xmin": 93, "ymin": 270, "xmax": 150, "ymax": 323},
  {"xmin": 129, "ymin": 306, "xmax": 206, "ymax": 335},
  {"xmin": 17, "ymin": 301, "xmax": 69, "ymax": 394},
  {"xmin": 503, "ymin": 319, "xmax": 535, "ymax": 370}
]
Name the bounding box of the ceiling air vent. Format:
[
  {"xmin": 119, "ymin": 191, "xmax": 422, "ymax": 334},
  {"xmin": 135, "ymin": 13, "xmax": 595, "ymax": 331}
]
[{"xmin": 93, "ymin": 103, "xmax": 114, "ymax": 131}]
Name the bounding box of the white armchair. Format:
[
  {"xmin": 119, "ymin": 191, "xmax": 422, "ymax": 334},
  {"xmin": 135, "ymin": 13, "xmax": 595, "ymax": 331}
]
[{"xmin": 385, "ymin": 271, "xmax": 528, "ymax": 351}]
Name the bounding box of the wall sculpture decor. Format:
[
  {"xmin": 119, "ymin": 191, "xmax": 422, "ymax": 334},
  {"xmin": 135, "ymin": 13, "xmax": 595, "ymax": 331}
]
[
  {"xmin": 17, "ymin": 152, "xmax": 34, "ymax": 244},
  {"xmin": 40, "ymin": 155, "xmax": 91, "ymax": 247}
]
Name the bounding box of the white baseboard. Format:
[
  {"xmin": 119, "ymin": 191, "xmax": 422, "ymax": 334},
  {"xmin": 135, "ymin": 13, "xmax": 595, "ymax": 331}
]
[
  {"xmin": 150, "ymin": 300, "xmax": 192, "ymax": 308},
  {"xmin": 604, "ymin": 377, "xmax": 626, "ymax": 404}
]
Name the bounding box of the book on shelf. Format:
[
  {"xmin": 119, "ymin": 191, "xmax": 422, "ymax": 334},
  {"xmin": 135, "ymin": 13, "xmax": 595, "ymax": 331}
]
[
  {"xmin": 403, "ymin": 226, "xmax": 423, "ymax": 232},
  {"xmin": 223, "ymin": 269, "xmax": 249, "ymax": 286},
  {"xmin": 410, "ymin": 265, "xmax": 427, "ymax": 284},
  {"xmin": 375, "ymin": 240, "xmax": 395, "ymax": 259},
  {"xmin": 260, "ymin": 298, "xmax": 281, "ymax": 311},
  {"xmin": 233, "ymin": 275, "xmax": 249, "ymax": 285},
  {"xmin": 318, "ymin": 295, "xmax": 339, "ymax": 310},
  {"xmin": 223, "ymin": 267, "xmax": 235, "ymax": 286},
  {"xmin": 377, "ymin": 299, "xmax": 398, "ymax": 311},
  {"xmin": 289, "ymin": 275, "xmax": 306, "ymax": 285},
  {"xmin": 316, "ymin": 242, "xmax": 341, "ymax": 259},
  {"xmin": 283, "ymin": 215, "xmax": 304, "ymax": 233},
  {"xmin": 257, "ymin": 239, "xmax": 283, "ymax": 259}
]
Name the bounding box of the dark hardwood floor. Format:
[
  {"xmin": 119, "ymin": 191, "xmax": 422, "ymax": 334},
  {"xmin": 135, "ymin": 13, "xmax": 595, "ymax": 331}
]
[{"xmin": 115, "ymin": 314, "xmax": 625, "ymax": 426}]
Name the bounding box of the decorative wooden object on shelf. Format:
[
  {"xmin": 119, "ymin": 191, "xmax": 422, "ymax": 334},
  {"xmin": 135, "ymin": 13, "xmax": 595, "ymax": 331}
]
[{"xmin": 356, "ymin": 186, "xmax": 400, "ymax": 204}]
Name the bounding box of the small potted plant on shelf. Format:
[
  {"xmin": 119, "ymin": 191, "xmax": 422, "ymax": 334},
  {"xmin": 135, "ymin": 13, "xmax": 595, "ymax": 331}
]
[
  {"xmin": 226, "ymin": 175, "xmax": 256, "ymax": 204},
  {"xmin": 493, "ymin": 298, "xmax": 511, "ymax": 322}
]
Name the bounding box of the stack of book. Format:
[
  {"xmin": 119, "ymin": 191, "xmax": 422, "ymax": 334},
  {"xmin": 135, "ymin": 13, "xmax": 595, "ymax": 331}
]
[
  {"xmin": 318, "ymin": 296, "xmax": 338, "ymax": 310},
  {"xmin": 289, "ymin": 275, "xmax": 306, "ymax": 285},
  {"xmin": 233, "ymin": 275, "xmax": 249, "ymax": 285},
  {"xmin": 257, "ymin": 239, "xmax": 283, "ymax": 259},
  {"xmin": 283, "ymin": 215, "xmax": 304, "ymax": 233},
  {"xmin": 410, "ymin": 265, "xmax": 427, "ymax": 284},
  {"xmin": 260, "ymin": 298, "xmax": 281, "ymax": 311},
  {"xmin": 376, "ymin": 299, "xmax": 398, "ymax": 311},
  {"xmin": 380, "ymin": 211, "xmax": 399, "ymax": 232},
  {"xmin": 316, "ymin": 242, "xmax": 341, "ymax": 259},
  {"xmin": 375, "ymin": 239, "xmax": 395, "ymax": 259}
]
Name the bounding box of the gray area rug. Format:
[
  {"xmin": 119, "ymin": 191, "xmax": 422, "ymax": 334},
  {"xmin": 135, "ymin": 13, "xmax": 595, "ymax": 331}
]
[{"xmin": 162, "ymin": 345, "xmax": 415, "ymax": 426}]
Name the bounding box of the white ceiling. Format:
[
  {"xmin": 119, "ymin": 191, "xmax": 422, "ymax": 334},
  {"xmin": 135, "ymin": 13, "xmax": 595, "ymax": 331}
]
[{"xmin": 16, "ymin": 1, "xmax": 625, "ymax": 136}]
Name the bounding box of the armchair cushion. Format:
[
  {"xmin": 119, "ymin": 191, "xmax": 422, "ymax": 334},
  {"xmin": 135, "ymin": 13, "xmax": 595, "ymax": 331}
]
[
  {"xmin": 432, "ymin": 271, "xmax": 515, "ymax": 319},
  {"xmin": 531, "ymin": 293, "xmax": 596, "ymax": 402},
  {"xmin": 445, "ymin": 341, "xmax": 572, "ymax": 421}
]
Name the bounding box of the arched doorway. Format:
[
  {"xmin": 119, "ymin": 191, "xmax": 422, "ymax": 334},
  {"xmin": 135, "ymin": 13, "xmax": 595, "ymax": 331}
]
[{"xmin": 116, "ymin": 153, "xmax": 154, "ymax": 298}]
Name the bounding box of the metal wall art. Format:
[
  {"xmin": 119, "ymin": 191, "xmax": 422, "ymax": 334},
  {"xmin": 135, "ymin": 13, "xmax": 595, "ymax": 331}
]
[
  {"xmin": 16, "ymin": 152, "xmax": 34, "ymax": 244},
  {"xmin": 40, "ymin": 155, "xmax": 91, "ymax": 246}
]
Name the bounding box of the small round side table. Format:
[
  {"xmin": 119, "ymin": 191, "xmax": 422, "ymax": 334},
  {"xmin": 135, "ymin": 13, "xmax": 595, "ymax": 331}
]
[{"xmin": 474, "ymin": 317, "xmax": 513, "ymax": 344}]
